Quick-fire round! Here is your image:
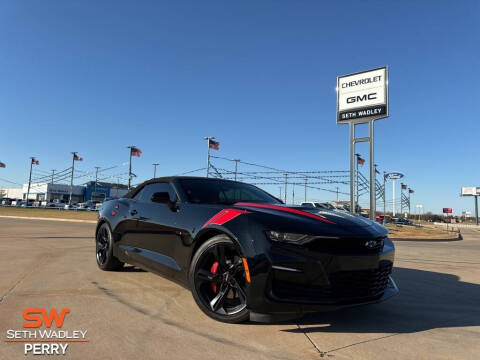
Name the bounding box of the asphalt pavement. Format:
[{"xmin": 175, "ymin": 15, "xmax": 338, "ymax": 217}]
[{"xmin": 0, "ymin": 218, "xmax": 479, "ymax": 359}]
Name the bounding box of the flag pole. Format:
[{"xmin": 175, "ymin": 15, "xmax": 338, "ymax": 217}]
[
  {"xmin": 26, "ymin": 158, "xmax": 33, "ymax": 205},
  {"xmin": 204, "ymin": 137, "xmax": 214, "ymax": 178},
  {"xmin": 69, "ymin": 152, "xmax": 76, "ymax": 205},
  {"xmin": 128, "ymin": 147, "xmax": 133, "ymax": 189}
]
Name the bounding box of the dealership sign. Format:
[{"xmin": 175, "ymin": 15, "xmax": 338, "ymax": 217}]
[
  {"xmin": 337, "ymin": 67, "xmax": 388, "ymax": 123},
  {"xmin": 384, "ymin": 172, "xmax": 405, "ymax": 181},
  {"xmin": 461, "ymin": 187, "xmax": 480, "ymax": 196},
  {"xmin": 443, "ymin": 208, "xmax": 453, "ymax": 214}
]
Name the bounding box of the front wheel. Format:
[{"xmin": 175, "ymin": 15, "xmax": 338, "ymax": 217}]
[
  {"xmin": 96, "ymin": 222, "xmax": 124, "ymax": 271},
  {"xmin": 189, "ymin": 235, "xmax": 250, "ymax": 323}
]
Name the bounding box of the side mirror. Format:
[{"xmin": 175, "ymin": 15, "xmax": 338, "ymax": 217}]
[{"xmin": 151, "ymin": 192, "xmax": 177, "ymax": 211}]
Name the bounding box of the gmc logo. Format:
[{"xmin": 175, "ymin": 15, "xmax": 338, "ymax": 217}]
[{"xmin": 347, "ymin": 93, "xmax": 377, "ymax": 104}]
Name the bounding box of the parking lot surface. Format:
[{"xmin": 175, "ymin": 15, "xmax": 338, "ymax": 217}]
[{"xmin": 1, "ymin": 218, "xmax": 479, "ymax": 359}]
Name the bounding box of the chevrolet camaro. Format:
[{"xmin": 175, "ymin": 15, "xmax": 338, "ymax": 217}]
[{"xmin": 95, "ymin": 177, "xmax": 398, "ymax": 323}]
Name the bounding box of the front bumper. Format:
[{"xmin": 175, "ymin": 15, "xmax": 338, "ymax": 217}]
[{"xmin": 246, "ymin": 237, "xmax": 398, "ymax": 315}]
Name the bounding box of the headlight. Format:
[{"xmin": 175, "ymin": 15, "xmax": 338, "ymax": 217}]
[{"xmin": 266, "ymin": 231, "xmax": 315, "ymax": 244}]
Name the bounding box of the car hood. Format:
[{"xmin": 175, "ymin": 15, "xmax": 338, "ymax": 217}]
[{"xmin": 233, "ymin": 202, "xmax": 387, "ymax": 238}]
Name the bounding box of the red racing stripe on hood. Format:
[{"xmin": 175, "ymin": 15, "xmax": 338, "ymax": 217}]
[
  {"xmin": 203, "ymin": 209, "xmax": 250, "ymax": 227},
  {"xmin": 234, "ymin": 202, "xmax": 336, "ymax": 225}
]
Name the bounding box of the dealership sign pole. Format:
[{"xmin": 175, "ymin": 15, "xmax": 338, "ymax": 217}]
[
  {"xmin": 461, "ymin": 187, "xmax": 480, "ymax": 225},
  {"xmin": 337, "ymin": 67, "xmax": 388, "ymax": 220},
  {"xmin": 384, "ymin": 172, "xmax": 405, "ymax": 216}
]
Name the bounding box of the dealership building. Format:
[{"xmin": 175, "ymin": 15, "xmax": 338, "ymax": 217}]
[{"xmin": 1, "ymin": 181, "xmax": 129, "ymax": 203}]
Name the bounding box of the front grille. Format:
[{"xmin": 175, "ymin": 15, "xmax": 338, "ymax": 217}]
[
  {"xmin": 306, "ymin": 236, "xmax": 386, "ymax": 254},
  {"xmin": 272, "ymin": 262, "xmax": 393, "ymax": 302}
]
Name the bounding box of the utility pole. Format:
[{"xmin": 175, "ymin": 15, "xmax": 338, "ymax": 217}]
[
  {"xmin": 383, "ymin": 171, "xmax": 386, "ymax": 224},
  {"xmin": 233, "ymin": 159, "xmax": 240, "ymax": 181},
  {"xmin": 26, "ymin": 157, "xmax": 37, "ymax": 205},
  {"xmin": 284, "ymin": 173, "xmax": 288, "ymax": 204},
  {"xmin": 304, "ymin": 178, "xmax": 307, "ymax": 202},
  {"xmin": 94, "ymin": 166, "xmax": 100, "ymax": 201},
  {"xmin": 203, "ymin": 136, "xmax": 215, "ymax": 178},
  {"xmin": 50, "ymin": 169, "xmax": 56, "ymax": 185},
  {"xmin": 69, "ymin": 152, "xmax": 77, "ymax": 205},
  {"xmin": 475, "ymin": 196, "xmax": 479, "ymax": 226},
  {"xmin": 336, "ymin": 186, "xmax": 339, "ymax": 202},
  {"xmin": 152, "ymin": 163, "xmax": 159, "ymax": 179},
  {"xmin": 279, "ymin": 187, "xmax": 282, "ymax": 201},
  {"xmin": 292, "ymin": 183, "xmax": 295, "ymax": 204}
]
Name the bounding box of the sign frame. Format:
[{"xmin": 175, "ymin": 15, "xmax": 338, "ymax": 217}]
[{"xmin": 336, "ymin": 66, "xmax": 389, "ymax": 125}]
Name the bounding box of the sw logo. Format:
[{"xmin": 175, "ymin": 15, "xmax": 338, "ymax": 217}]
[{"xmin": 23, "ymin": 308, "xmax": 70, "ymax": 328}]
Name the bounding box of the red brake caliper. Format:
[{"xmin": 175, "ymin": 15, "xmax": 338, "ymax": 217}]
[{"xmin": 210, "ymin": 261, "xmax": 219, "ymax": 293}]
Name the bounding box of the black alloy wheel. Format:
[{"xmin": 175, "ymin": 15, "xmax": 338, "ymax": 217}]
[
  {"xmin": 96, "ymin": 223, "xmax": 124, "ymax": 271},
  {"xmin": 189, "ymin": 235, "xmax": 250, "ymax": 323}
]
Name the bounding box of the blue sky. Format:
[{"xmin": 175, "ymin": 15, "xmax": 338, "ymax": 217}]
[{"xmin": 0, "ymin": 0, "xmax": 478, "ymax": 215}]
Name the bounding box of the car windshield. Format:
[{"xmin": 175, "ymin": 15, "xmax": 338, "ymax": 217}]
[{"xmin": 178, "ymin": 179, "xmax": 281, "ymax": 205}]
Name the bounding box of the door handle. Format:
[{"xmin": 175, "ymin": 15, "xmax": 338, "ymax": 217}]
[{"xmin": 130, "ymin": 210, "xmax": 138, "ymax": 216}]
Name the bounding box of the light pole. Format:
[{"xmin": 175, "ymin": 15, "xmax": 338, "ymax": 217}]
[
  {"xmin": 94, "ymin": 166, "xmax": 100, "ymax": 201},
  {"xmin": 152, "ymin": 163, "xmax": 159, "ymax": 179},
  {"xmin": 203, "ymin": 136, "xmax": 215, "ymax": 178},
  {"xmin": 233, "ymin": 159, "xmax": 240, "ymax": 181}
]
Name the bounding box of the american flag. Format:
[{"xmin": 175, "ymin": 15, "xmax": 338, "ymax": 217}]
[
  {"xmin": 130, "ymin": 147, "xmax": 142, "ymax": 157},
  {"xmin": 0, "ymin": 161, "xmax": 5, "ymax": 168},
  {"xmin": 409, "ymin": 189, "xmax": 414, "ymax": 194},
  {"xmin": 74, "ymin": 154, "xmax": 83, "ymax": 161},
  {"xmin": 357, "ymin": 156, "xmax": 365, "ymax": 166},
  {"xmin": 32, "ymin": 158, "xmax": 39, "ymax": 165},
  {"xmin": 375, "ymin": 168, "xmax": 380, "ymax": 174},
  {"xmin": 209, "ymin": 140, "xmax": 219, "ymax": 150},
  {"xmin": 401, "ymin": 184, "xmax": 407, "ymax": 190}
]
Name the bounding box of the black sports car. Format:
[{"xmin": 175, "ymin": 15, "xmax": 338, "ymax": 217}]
[{"xmin": 95, "ymin": 177, "xmax": 398, "ymax": 323}]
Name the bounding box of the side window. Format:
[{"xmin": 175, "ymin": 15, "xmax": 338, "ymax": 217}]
[
  {"xmin": 137, "ymin": 183, "xmax": 177, "ymax": 203},
  {"xmin": 133, "ymin": 187, "xmax": 145, "ymax": 201}
]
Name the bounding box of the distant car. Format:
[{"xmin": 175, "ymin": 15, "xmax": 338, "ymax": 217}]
[
  {"xmin": 1, "ymin": 198, "xmax": 13, "ymax": 206},
  {"xmin": 20, "ymin": 200, "xmax": 35, "ymax": 207},
  {"xmin": 300, "ymin": 202, "xmax": 336, "ymax": 210},
  {"xmin": 78, "ymin": 200, "xmax": 100, "ymax": 210},
  {"xmin": 64, "ymin": 203, "xmax": 78, "ymax": 210},
  {"xmin": 52, "ymin": 199, "xmax": 67, "ymax": 208}
]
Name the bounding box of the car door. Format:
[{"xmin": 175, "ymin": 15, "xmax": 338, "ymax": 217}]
[{"xmin": 126, "ymin": 182, "xmax": 185, "ymax": 277}]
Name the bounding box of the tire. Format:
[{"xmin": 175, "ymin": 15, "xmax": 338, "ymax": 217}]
[
  {"xmin": 189, "ymin": 235, "xmax": 250, "ymax": 323},
  {"xmin": 96, "ymin": 222, "xmax": 124, "ymax": 271}
]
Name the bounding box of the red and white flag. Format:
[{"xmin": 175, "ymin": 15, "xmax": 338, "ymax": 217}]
[
  {"xmin": 32, "ymin": 158, "xmax": 39, "ymax": 165},
  {"xmin": 409, "ymin": 189, "xmax": 414, "ymax": 194},
  {"xmin": 209, "ymin": 140, "xmax": 219, "ymax": 150},
  {"xmin": 130, "ymin": 147, "xmax": 142, "ymax": 157},
  {"xmin": 0, "ymin": 161, "xmax": 5, "ymax": 168},
  {"xmin": 357, "ymin": 156, "xmax": 365, "ymax": 166},
  {"xmin": 401, "ymin": 184, "xmax": 407, "ymax": 190},
  {"xmin": 74, "ymin": 153, "xmax": 83, "ymax": 161}
]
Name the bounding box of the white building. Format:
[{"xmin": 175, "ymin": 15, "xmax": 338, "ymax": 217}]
[{"xmin": 21, "ymin": 183, "xmax": 85, "ymax": 203}]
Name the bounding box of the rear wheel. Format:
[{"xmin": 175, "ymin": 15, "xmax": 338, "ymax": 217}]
[
  {"xmin": 96, "ymin": 223, "xmax": 124, "ymax": 271},
  {"xmin": 189, "ymin": 235, "xmax": 250, "ymax": 323}
]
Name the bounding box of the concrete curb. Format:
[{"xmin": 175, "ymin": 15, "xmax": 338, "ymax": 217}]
[
  {"xmin": 0, "ymin": 215, "xmax": 97, "ymax": 224},
  {"xmin": 392, "ymin": 232, "xmax": 462, "ymax": 242}
]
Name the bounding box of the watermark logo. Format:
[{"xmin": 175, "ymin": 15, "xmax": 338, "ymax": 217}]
[{"xmin": 5, "ymin": 308, "xmax": 88, "ymax": 356}]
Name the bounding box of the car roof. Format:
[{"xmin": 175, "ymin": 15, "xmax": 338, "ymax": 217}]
[{"xmin": 124, "ymin": 176, "xmax": 240, "ymax": 199}]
